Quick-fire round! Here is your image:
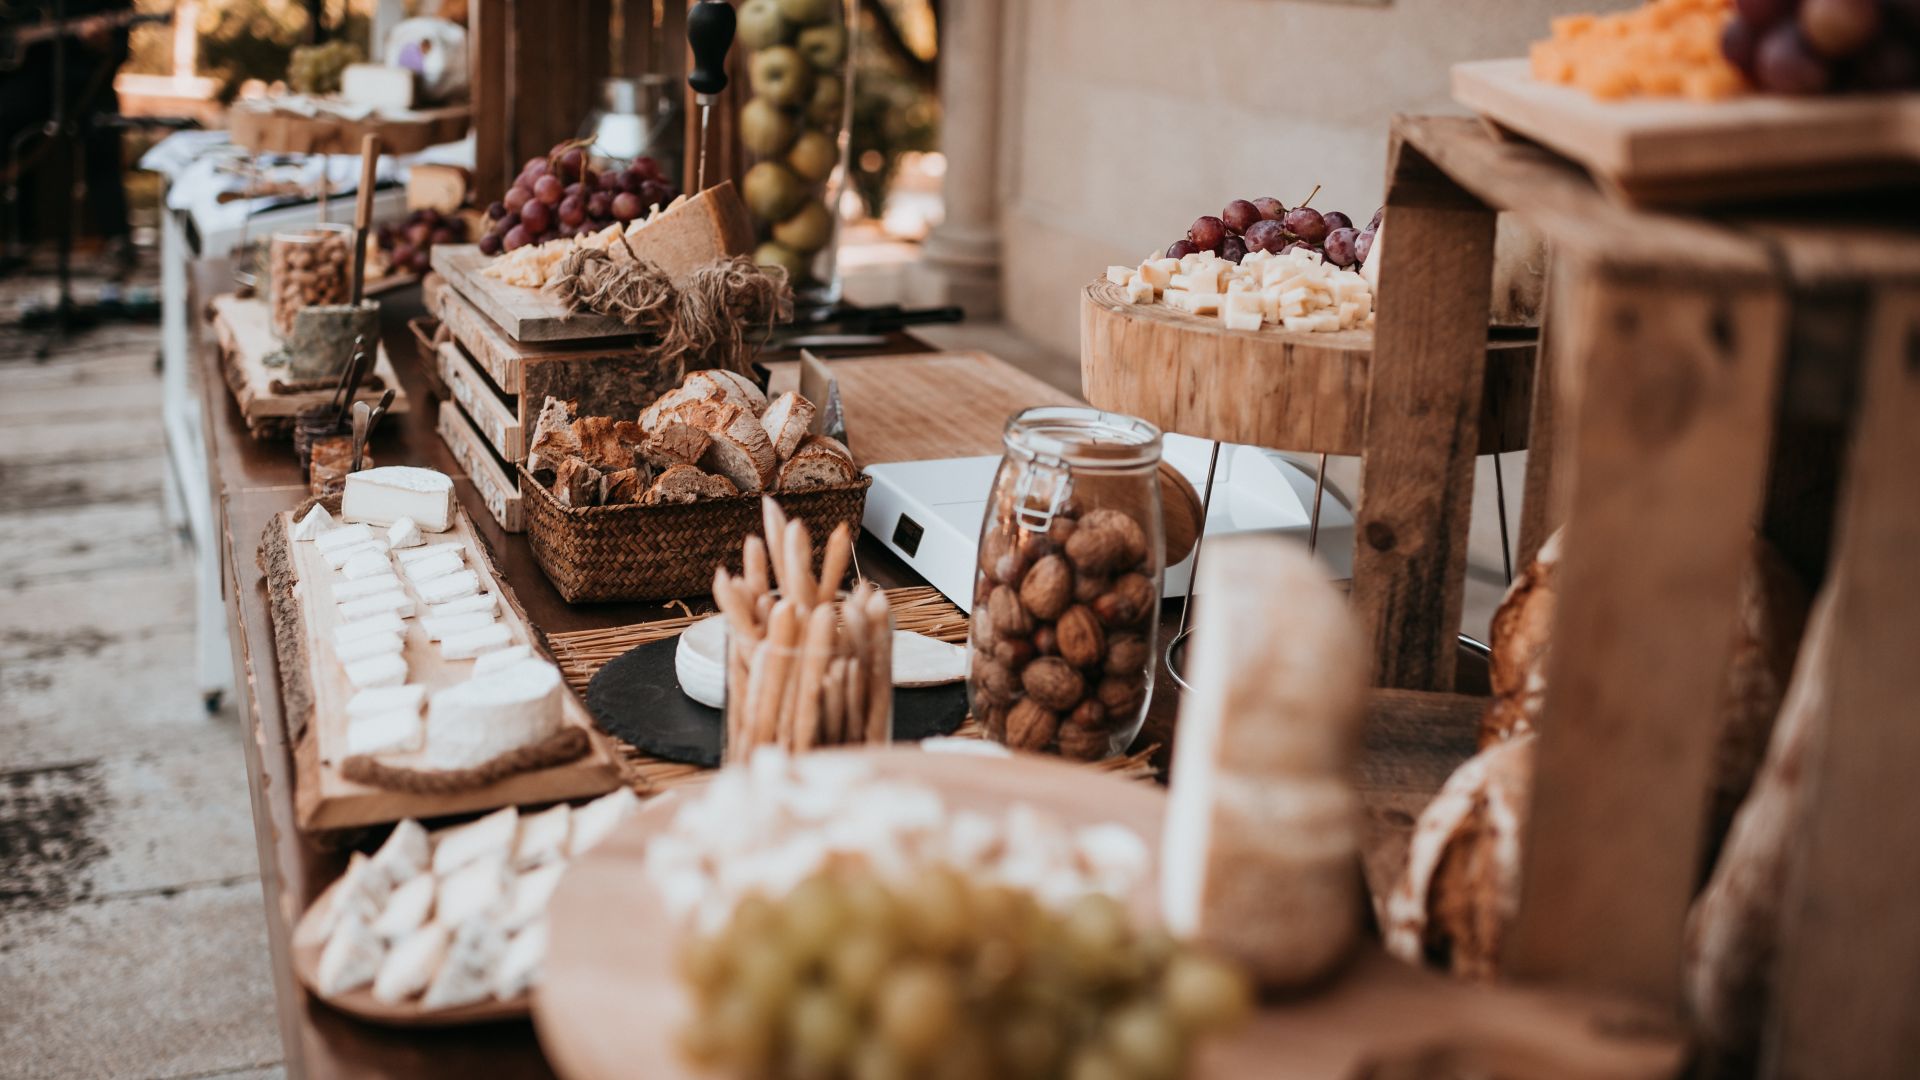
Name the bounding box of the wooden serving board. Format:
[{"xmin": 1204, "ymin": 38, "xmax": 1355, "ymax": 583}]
[
  {"xmin": 290, "ymin": 874, "xmax": 529, "ymax": 1027},
  {"xmin": 229, "ymin": 103, "xmax": 472, "ymax": 157},
  {"xmin": 1452, "ymin": 58, "xmax": 1920, "ymax": 206},
  {"xmin": 431, "ymin": 244, "xmax": 636, "ymax": 343},
  {"xmin": 436, "ymin": 400, "xmax": 525, "ymax": 532},
  {"xmin": 1079, "ymin": 279, "xmax": 1535, "ymax": 456},
  {"xmin": 210, "ymin": 293, "xmax": 409, "ymax": 438},
  {"xmin": 281, "ymin": 506, "xmax": 619, "ymax": 829}
]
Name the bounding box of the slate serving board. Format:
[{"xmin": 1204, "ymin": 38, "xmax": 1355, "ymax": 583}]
[{"xmin": 585, "ymin": 637, "xmax": 969, "ymax": 768}]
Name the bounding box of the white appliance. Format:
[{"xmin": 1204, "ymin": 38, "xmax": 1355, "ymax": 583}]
[{"xmin": 861, "ymin": 434, "xmax": 1354, "ymax": 614}]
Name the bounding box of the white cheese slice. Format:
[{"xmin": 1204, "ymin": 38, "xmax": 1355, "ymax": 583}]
[
  {"xmin": 417, "ymin": 571, "xmax": 480, "ymax": 606},
  {"xmin": 422, "ymin": 659, "xmax": 562, "ymax": 767},
  {"xmin": 1137, "ymin": 259, "xmax": 1176, "ymax": 289},
  {"xmin": 292, "ymin": 504, "xmax": 337, "ymax": 541},
  {"xmin": 440, "ymin": 623, "xmax": 513, "ymax": 661},
  {"xmin": 315, "ymin": 523, "xmax": 375, "ymax": 554},
  {"xmin": 569, "ymin": 787, "xmax": 640, "ymax": 857},
  {"xmin": 322, "ymin": 540, "xmax": 386, "ymax": 571},
  {"xmin": 334, "ymin": 612, "xmax": 406, "ymax": 646},
  {"xmin": 422, "ymin": 919, "xmax": 507, "ymax": 1010},
  {"xmin": 343, "ymin": 467, "xmax": 455, "ymax": 531},
  {"xmin": 294, "ymin": 851, "xmax": 380, "ymax": 951},
  {"xmin": 890, "ymin": 631, "xmax": 970, "ymax": 687},
  {"xmin": 370, "ymin": 818, "xmax": 431, "ymax": 886},
  {"xmin": 492, "ymin": 921, "xmax": 547, "ymax": 1001},
  {"xmin": 340, "ymin": 549, "xmax": 395, "ymax": 581},
  {"xmin": 422, "ymin": 610, "xmax": 496, "ymax": 641},
  {"xmin": 335, "ymin": 631, "xmax": 405, "ymax": 664},
  {"xmin": 472, "ymin": 644, "xmax": 533, "ymax": 677},
  {"xmin": 348, "ymin": 683, "xmax": 426, "ymax": 719},
  {"xmin": 372, "ymin": 873, "xmax": 436, "ymax": 942},
  {"xmin": 513, "ymin": 804, "xmax": 571, "ymax": 870},
  {"xmin": 503, "ymin": 864, "xmax": 564, "ymax": 933},
  {"xmin": 386, "ymin": 517, "xmax": 425, "ymax": 550},
  {"xmin": 396, "ymin": 541, "xmax": 464, "ymax": 566},
  {"xmin": 347, "ymin": 707, "xmax": 422, "ymax": 755},
  {"xmin": 341, "ymin": 62, "xmax": 416, "ymax": 110},
  {"xmin": 345, "ymin": 653, "xmax": 408, "ymax": 690},
  {"xmin": 402, "ymin": 552, "xmax": 465, "ymax": 584},
  {"xmin": 315, "ymin": 912, "xmax": 386, "ymax": 996},
  {"xmin": 426, "ymin": 592, "xmax": 496, "ymax": 620},
  {"xmin": 1223, "ymin": 306, "xmax": 1264, "ymax": 332},
  {"xmin": 338, "ymin": 590, "xmax": 415, "ymax": 621},
  {"xmin": 373, "ymin": 921, "xmax": 449, "ymax": 1004},
  {"xmin": 436, "ymin": 853, "xmax": 510, "ymax": 929},
  {"xmin": 1104, "ymin": 265, "xmax": 1133, "ymax": 285},
  {"xmin": 332, "ymin": 573, "xmax": 403, "ymax": 602},
  {"xmin": 432, "ymin": 807, "xmax": 519, "ymax": 876}
]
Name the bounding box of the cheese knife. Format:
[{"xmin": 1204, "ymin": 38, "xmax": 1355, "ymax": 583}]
[
  {"xmin": 350, "ymin": 133, "xmax": 380, "ymax": 305},
  {"xmin": 350, "ymin": 400, "xmax": 372, "ymax": 473},
  {"xmin": 687, "ymin": 0, "xmax": 736, "ymax": 192}
]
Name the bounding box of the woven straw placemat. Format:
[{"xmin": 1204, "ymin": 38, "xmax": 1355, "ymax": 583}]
[{"xmin": 547, "ymin": 586, "xmax": 1159, "ymax": 794}]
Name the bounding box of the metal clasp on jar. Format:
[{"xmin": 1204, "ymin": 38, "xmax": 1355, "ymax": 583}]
[{"xmin": 1012, "ymin": 454, "xmax": 1071, "ymax": 534}]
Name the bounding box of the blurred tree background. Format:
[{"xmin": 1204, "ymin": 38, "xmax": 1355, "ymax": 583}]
[{"xmin": 849, "ymin": 0, "xmax": 937, "ymax": 221}]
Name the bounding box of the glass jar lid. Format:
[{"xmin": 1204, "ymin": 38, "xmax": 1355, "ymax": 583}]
[{"xmin": 1002, "ymin": 406, "xmax": 1162, "ymax": 472}]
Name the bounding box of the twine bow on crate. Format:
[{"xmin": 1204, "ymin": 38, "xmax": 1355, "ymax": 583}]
[{"xmin": 549, "ymin": 249, "xmax": 793, "ymax": 377}]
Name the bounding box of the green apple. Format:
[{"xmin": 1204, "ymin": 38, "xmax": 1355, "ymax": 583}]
[
  {"xmin": 787, "ymin": 129, "xmax": 839, "ymax": 183},
  {"xmin": 739, "ymin": 97, "xmax": 799, "ymax": 157},
  {"xmin": 796, "ymin": 23, "xmax": 847, "ymax": 70},
  {"xmin": 772, "ymin": 199, "xmax": 833, "ymax": 255},
  {"xmin": 735, "ymin": 0, "xmax": 791, "ymax": 49},
  {"xmin": 755, "ymin": 240, "xmax": 810, "ymax": 281},
  {"xmin": 806, "ymin": 75, "xmax": 844, "ymax": 128},
  {"xmin": 749, "ymin": 45, "xmax": 813, "ymax": 108},
  {"xmin": 743, "ymin": 161, "xmax": 807, "ymax": 222},
  {"xmin": 776, "ymin": 0, "xmax": 835, "ymax": 26}
]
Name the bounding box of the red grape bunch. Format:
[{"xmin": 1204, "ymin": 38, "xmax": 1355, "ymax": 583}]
[
  {"xmin": 375, "ymin": 208, "xmax": 467, "ymax": 277},
  {"xmin": 1166, "ymin": 190, "xmax": 1382, "ymax": 271},
  {"xmin": 1722, "ymin": 0, "xmax": 1920, "ymax": 93},
  {"xmin": 478, "ymin": 141, "xmax": 680, "ymax": 256}
]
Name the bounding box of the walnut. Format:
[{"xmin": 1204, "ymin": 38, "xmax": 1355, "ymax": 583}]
[
  {"xmin": 1073, "ymin": 572, "xmax": 1110, "ymax": 604},
  {"xmin": 1064, "ymin": 518, "xmax": 1127, "ymax": 576},
  {"xmin": 1021, "ymin": 657, "xmax": 1086, "ymax": 711},
  {"xmin": 1018, "ymin": 555, "xmax": 1073, "ymax": 621},
  {"xmin": 1096, "ymin": 672, "xmax": 1146, "ymax": 717},
  {"xmin": 1105, "ymin": 634, "xmax": 1150, "ymax": 677},
  {"xmin": 1033, "ymin": 625, "xmax": 1058, "ymax": 656},
  {"xmin": 993, "ymin": 637, "xmax": 1035, "ymax": 669},
  {"xmin": 982, "ymin": 530, "xmax": 1027, "ymax": 586},
  {"xmin": 1019, "ymin": 528, "xmax": 1056, "ymax": 563},
  {"xmin": 1067, "ymin": 698, "xmax": 1107, "ymax": 730},
  {"xmin": 1056, "ymin": 605, "xmax": 1107, "ymax": 669},
  {"xmin": 1057, "ymin": 722, "xmax": 1111, "ymax": 761},
  {"xmin": 977, "ymin": 703, "xmax": 1008, "ymax": 742},
  {"xmin": 974, "ymin": 657, "xmax": 1019, "ymax": 705},
  {"xmin": 1094, "ymin": 573, "xmax": 1156, "ymax": 628},
  {"xmin": 1006, "ymin": 699, "xmax": 1059, "ymax": 752},
  {"xmin": 1081, "ymin": 508, "xmax": 1149, "ymax": 568},
  {"xmin": 1047, "ymin": 515, "xmax": 1079, "ymax": 549},
  {"xmin": 988, "ymin": 585, "xmax": 1032, "ymax": 639}
]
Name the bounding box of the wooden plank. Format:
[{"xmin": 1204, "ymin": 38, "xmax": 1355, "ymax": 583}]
[
  {"xmin": 1451, "ymin": 59, "xmax": 1920, "ymax": 207},
  {"xmin": 1503, "ymin": 267, "xmax": 1788, "ymax": 1009},
  {"xmin": 227, "ymin": 105, "xmax": 472, "ymax": 157},
  {"xmin": 1353, "ymin": 132, "xmax": 1498, "ymax": 692},
  {"xmin": 435, "ymin": 282, "xmax": 533, "ymax": 393},
  {"xmin": 438, "ymin": 400, "xmax": 525, "ymax": 533},
  {"xmin": 437, "ymin": 342, "xmax": 525, "ymax": 462},
  {"xmin": 282, "ymin": 506, "xmax": 618, "ymax": 830},
  {"xmin": 470, "ymin": 0, "xmax": 511, "ymax": 205},
  {"xmin": 1765, "ymin": 285, "xmax": 1920, "ymax": 1080},
  {"xmin": 1519, "ymin": 260, "xmax": 1571, "ymax": 566},
  {"xmin": 432, "ymin": 245, "xmax": 637, "ymax": 343},
  {"xmin": 1356, "ymin": 689, "xmax": 1485, "ymax": 909},
  {"xmin": 209, "ymin": 294, "xmax": 409, "ymax": 421}
]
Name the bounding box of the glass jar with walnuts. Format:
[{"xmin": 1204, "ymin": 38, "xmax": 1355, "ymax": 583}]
[{"xmin": 968, "ymin": 407, "xmax": 1165, "ymax": 760}]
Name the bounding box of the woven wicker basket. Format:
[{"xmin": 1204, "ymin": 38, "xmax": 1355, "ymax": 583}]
[{"xmin": 521, "ymin": 465, "xmax": 872, "ymax": 602}]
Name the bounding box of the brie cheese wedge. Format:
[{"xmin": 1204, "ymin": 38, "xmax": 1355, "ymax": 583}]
[
  {"xmin": 347, "ymin": 683, "xmax": 426, "ymax": 719},
  {"xmin": 432, "ymin": 807, "xmax": 519, "ymax": 876},
  {"xmin": 387, "ymin": 517, "xmax": 425, "ymax": 550},
  {"xmin": 422, "ymin": 919, "xmax": 506, "ymax": 1010},
  {"xmin": 492, "ymin": 921, "xmax": 547, "ymax": 1001},
  {"xmin": 332, "ymin": 573, "xmax": 403, "ymax": 603},
  {"xmin": 347, "ymin": 707, "xmax": 423, "ymax": 755},
  {"xmin": 569, "ymin": 788, "xmax": 640, "ymax": 857},
  {"xmin": 472, "ymin": 644, "xmax": 533, "ymax": 677},
  {"xmin": 436, "ymin": 853, "xmax": 509, "ymax": 929},
  {"xmin": 373, "ymin": 921, "xmax": 449, "ymax": 1004},
  {"xmin": 513, "ymin": 804, "xmax": 571, "ymax": 871},
  {"xmin": 372, "ymin": 873, "xmax": 436, "ymax": 942},
  {"xmin": 292, "ymin": 504, "xmax": 337, "ymax": 541},
  {"xmin": 335, "ymin": 630, "xmax": 405, "ymax": 664},
  {"xmin": 417, "ymin": 571, "xmax": 480, "ymax": 606},
  {"xmin": 370, "ymin": 818, "xmax": 431, "ymax": 886},
  {"xmin": 422, "ymin": 659, "xmax": 562, "ymax": 768},
  {"xmin": 340, "ymin": 550, "xmax": 395, "ymax": 581},
  {"xmin": 343, "ymin": 467, "xmax": 455, "ymax": 531},
  {"xmin": 315, "ymin": 912, "xmax": 386, "ymax": 996},
  {"xmin": 402, "ymin": 552, "xmax": 464, "ymax": 584},
  {"xmin": 440, "ymin": 622, "xmax": 512, "ymax": 661},
  {"xmin": 345, "ymin": 653, "xmax": 408, "ymax": 690},
  {"xmin": 315, "ymin": 523, "xmax": 375, "ymax": 554}
]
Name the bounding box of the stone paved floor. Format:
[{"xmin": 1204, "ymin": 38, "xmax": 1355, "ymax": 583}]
[{"xmin": 0, "ymin": 258, "xmax": 285, "ymax": 1080}]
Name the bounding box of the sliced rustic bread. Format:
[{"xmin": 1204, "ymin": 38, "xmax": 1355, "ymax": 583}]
[
  {"xmin": 601, "ymin": 466, "xmax": 647, "ymax": 505},
  {"xmin": 775, "ymin": 434, "xmax": 858, "ymax": 491},
  {"xmin": 528, "ymin": 396, "xmax": 581, "ymax": 477},
  {"xmin": 554, "ymin": 456, "xmax": 604, "ymax": 508},
  {"xmin": 685, "ymin": 369, "xmax": 768, "ymax": 415},
  {"xmin": 639, "ymin": 420, "xmax": 711, "ymax": 470},
  {"xmin": 642, "ymin": 463, "xmax": 740, "ymax": 505},
  {"xmin": 760, "ymin": 391, "xmax": 817, "ymax": 460},
  {"xmin": 697, "ymin": 404, "xmax": 779, "ymax": 492},
  {"xmin": 572, "ymin": 416, "xmax": 637, "ymax": 472},
  {"xmin": 639, "ymin": 384, "xmax": 709, "ymax": 430}
]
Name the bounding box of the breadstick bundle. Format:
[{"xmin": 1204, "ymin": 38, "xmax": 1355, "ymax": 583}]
[{"xmin": 712, "ymin": 498, "xmax": 892, "ymax": 762}]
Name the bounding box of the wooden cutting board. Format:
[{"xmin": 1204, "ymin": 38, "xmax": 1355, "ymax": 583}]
[
  {"xmin": 431, "ymin": 244, "xmax": 637, "ymax": 343},
  {"xmin": 1452, "ymin": 58, "xmax": 1920, "ymax": 206},
  {"xmin": 210, "ymin": 293, "xmax": 409, "ymax": 432}
]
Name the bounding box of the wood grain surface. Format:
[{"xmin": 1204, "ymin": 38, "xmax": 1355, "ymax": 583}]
[
  {"xmin": 436, "ymin": 402, "xmax": 525, "ymax": 533},
  {"xmin": 435, "ymin": 341, "xmax": 525, "ymax": 463},
  {"xmin": 210, "ymin": 294, "xmax": 409, "ymax": 421},
  {"xmin": 228, "ymin": 105, "xmax": 473, "ymax": 157}
]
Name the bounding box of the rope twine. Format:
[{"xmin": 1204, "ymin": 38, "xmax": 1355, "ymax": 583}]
[{"xmin": 549, "ymin": 250, "xmax": 793, "ymax": 377}]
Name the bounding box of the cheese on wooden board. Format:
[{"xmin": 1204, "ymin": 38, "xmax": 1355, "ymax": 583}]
[
  {"xmin": 1159, "ymin": 535, "xmax": 1367, "ymax": 988},
  {"xmin": 422, "ymin": 919, "xmax": 507, "ymax": 1009},
  {"xmin": 341, "ymin": 549, "xmax": 396, "ymax": 581},
  {"xmin": 568, "ymin": 787, "xmax": 640, "ymax": 858},
  {"xmin": 513, "ymin": 804, "xmax": 570, "ymax": 870},
  {"xmin": 422, "ymin": 659, "xmax": 562, "ymax": 767},
  {"xmin": 397, "ymin": 541, "xmax": 464, "ymax": 566},
  {"xmin": 422, "ymin": 610, "xmax": 496, "ymax": 641},
  {"xmin": 347, "ymin": 683, "xmax": 426, "ymax": 719},
  {"xmin": 371, "ymin": 819, "xmax": 431, "ymax": 885},
  {"xmin": 332, "ymin": 573, "xmax": 404, "ymax": 602},
  {"xmin": 426, "ymin": 592, "xmax": 496, "ymax": 620},
  {"xmin": 417, "ymin": 570, "xmax": 480, "ymax": 606},
  {"xmin": 472, "ymin": 644, "xmax": 533, "ymax": 677},
  {"xmin": 432, "ymin": 807, "xmax": 519, "ymax": 876},
  {"xmin": 316, "ymin": 523, "xmax": 375, "ymax": 553},
  {"xmin": 439, "ymin": 622, "xmax": 513, "ymax": 660},
  {"xmin": 295, "ymin": 852, "xmax": 380, "ymax": 950},
  {"xmin": 335, "ymin": 612, "xmax": 407, "ymax": 646},
  {"xmin": 437, "ymin": 853, "xmax": 510, "ymax": 929},
  {"xmin": 317, "ymin": 912, "xmax": 387, "ymax": 995},
  {"xmin": 323, "ymin": 539, "xmax": 387, "ymax": 571},
  {"xmin": 402, "ymin": 552, "xmax": 465, "ymax": 584},
  {"xmin": 345, "ymin": 652, "xmax": 409, "ymax": 690},
  {"xmin": 503, "ymin": 864, "xmax": 564, "ymax": 933},
  {"xmin": 373, "ymin": 873, "xmax": 436, "ymax": 942},
  {"xmin": 343, "ymin": 467, "xmax": 455, "ymax": 531},
  {"xmin": 493, "ymin": 921, "xmax": 547, "ymax": 1000},
  {"xmin": 335, "ymin": 631, "xmax": 405, "ymax": 664},
  {"xmin": 347, "ymin": 708, "xmax": 424, "ymax": 755},
  {"xmin": 338, "ymin": 590, "xmax": 415, "ymax": 621},
  {"xmin": 373, "ymin": 922, "xmax": 449, "ymax": 1004},
  {"xmin": 292, "ymin": 505, "xmax": 337, "ymax": 541},
  {"xmin": 386, "ymin": 517, "xmax": 425, "ymax": 550},
  {"xmin": 340, "ymin": 62, "xmax": 415, "ymax": 110}
]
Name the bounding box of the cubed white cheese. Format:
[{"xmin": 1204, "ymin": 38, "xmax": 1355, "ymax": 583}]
[
  {"xmin": 422, "ymin": 611, "xmax": 496, "ymax": 641},
  {"xmin": 338, "ymin": 590, "xmax": 415, "ymax": 622},
  {"xmin": 1104, "ymin": 265, "xmax": 1133, "ymax": 285},
  {"xmin": 417, "ymin": 571, "xmax": 480, "ymax": 606},
  {"xmin": 1187, "ymin": 291, "xmax": 1223, "ymax": 316},
  {"xmin": 315, "ymin": 523, "xmax": 375, "ymax": 554},
  {"xmin": 402, "ymin": 552, "xmax": 464, "ymax": 584},
  {"xmin": 340, "ymin": 549, "xmax": 395, "ymax": 581},
  {"xmin": 345, "ymin": 652, "xmax": 408, "ymax": 690},
  {"xmin": 323, "ymin": 540, "xmax": 386, "ymax": 571},
  {"xmin": 342, "ymin": 467, "xmax": 455, "ymax": 531},
  {"xmin": 396, "ymin": 541, "xmax": 464, "ymax": 566},
  {"xmin": 336, "ymin": 630, "xmax": 405, "ymax": 664},
  {"xmin": 440, "ymin": 622, "xmax": 514, "ymax": 661},
  {"xmin": 333, "ymin": 573, "xmax": 403, "ymax": 602},
  {"xmin": 348, "ymin": 683, "xmax": 427, "ymax": 719},
  {"xmin": 472, "ymin": 644, "xmax": 533, "ymax": 676},
  {"xmin": 334, "ymin": 612, "xmax": 407, "ymax": 646},
  {"xmin": 1123, "ymin": 275, "xmax": 1155, "ymax": 304},
  {"xmin": 1222, "ymin": 306, "xmax": 1264, "ymax": 332},
  {"xmin": 1137, "ymin": 259, "xmax": 1176, "ymax": 289}
]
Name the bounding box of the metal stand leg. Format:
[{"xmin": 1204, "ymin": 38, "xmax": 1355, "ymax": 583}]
[
  {"xmin": 1167, "ymin": 440, "xmax": 1222, "ymax": 690},
  {"xmin": 1307, "ymin": 452, "xmax": 1329, "ymax": 556},
  {"xmin": 1493, "ymin": 451, "xmax": 1513, "ymax": 584}
]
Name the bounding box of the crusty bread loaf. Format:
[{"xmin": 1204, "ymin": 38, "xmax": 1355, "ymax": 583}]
[
  {"xmin": 527, "ymin": 396, "xmax": 581, "ymax": 478},
  {"xmin": 554, "ymin": 456, "xmax": 604, "ymax": 508},
  {"xmin": 642, "ymin": 462, "xmax": 740, "ymax": 505},
  {"xmin": 572, "ymin": 416, "xmax": 638, "ymax": 472},
  {"xmin": 1481, "ymin": 529, "xmax": 1560, "ymax": 747},
  {"xmin": 697, "ymin": 404, "xmax": 779, "ymax": 492},
  {"xmin": 1160, "ymin": 535, "xmax": 1368, "ymax": 987},
  {"xmin": 775, "ymin": 434, "xmax": 858, "ymax": 491},
  {"xmin": 685, "ymin": 368, "xmax": 767, "ymax": 415},
  {"xmin": 760, "ymin": 391, "xmax": 816, "ymax": 460},
  {"xmin": 600, "ymin": 466, "xmax": 647, "ymax": 505},
  {"xmin": 639, "ymin": 420, "xmax": 711, "ymax": 470}
]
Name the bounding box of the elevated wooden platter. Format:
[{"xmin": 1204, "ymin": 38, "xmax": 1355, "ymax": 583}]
[
  {"xmin": 1080, "ymin": 279, "xmax": 1535, "ymax": 455},
  {"xmin": 290, "ymin": 873, "xmax": 529, "ymax": 1027},
  {"xmin": 537, "ymin": 746, "xmax": 1681, "ymax": 1080},
  {"xmin": 272, "ymin": 505, "xmax": 620, "ymax": 829},
  {"xmin": 229, "ymin": 103, "xmax": 472, "ymax": 157},
  {"xmin": 1453, "ymin": 58, "xmax": 1920, "ymax": 206},
  {"xmin": 210, "ymin": 293, "xmax": 409, "ymax": 440}
]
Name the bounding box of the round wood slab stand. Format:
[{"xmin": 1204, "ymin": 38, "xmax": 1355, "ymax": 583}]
[{"xmin": 1079, "ymin": 278, "xmax": 1536, "ymax": 455}]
